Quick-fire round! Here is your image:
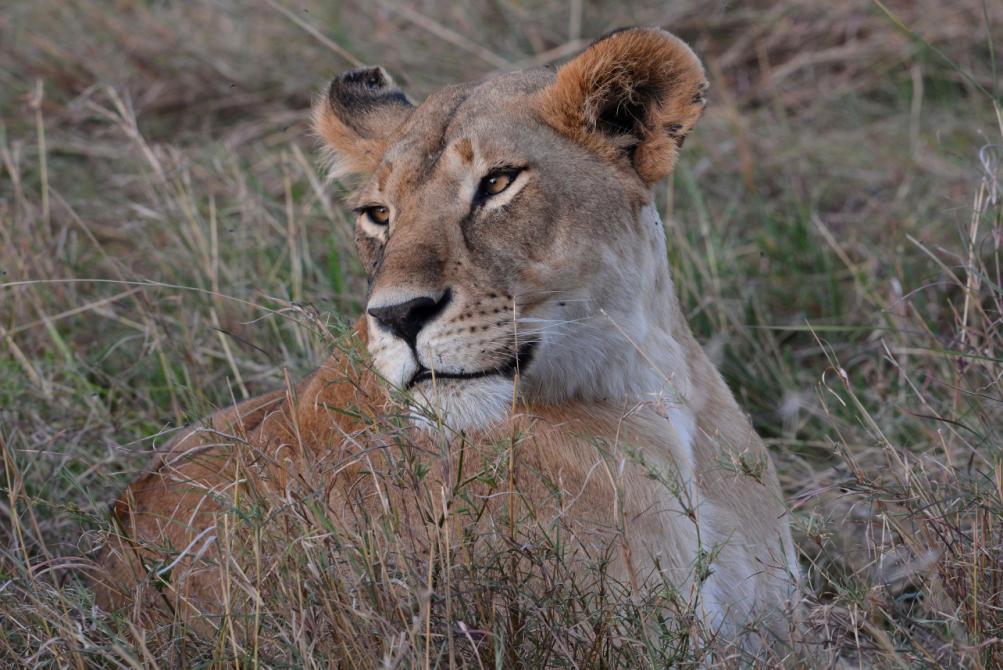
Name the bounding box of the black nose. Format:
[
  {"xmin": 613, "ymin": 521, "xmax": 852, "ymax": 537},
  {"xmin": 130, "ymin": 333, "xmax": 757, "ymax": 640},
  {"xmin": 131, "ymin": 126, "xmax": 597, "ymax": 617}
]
[{"xmin": 367, "ymin": 290, "xmax": 451, "ymax": 346}]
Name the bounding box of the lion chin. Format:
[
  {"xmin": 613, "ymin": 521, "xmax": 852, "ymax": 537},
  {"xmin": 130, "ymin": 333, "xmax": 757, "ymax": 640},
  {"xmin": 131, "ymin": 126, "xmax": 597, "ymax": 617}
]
[{"xmin": 408, "ymin": 375, "xmax": 516, "ymax": 432}]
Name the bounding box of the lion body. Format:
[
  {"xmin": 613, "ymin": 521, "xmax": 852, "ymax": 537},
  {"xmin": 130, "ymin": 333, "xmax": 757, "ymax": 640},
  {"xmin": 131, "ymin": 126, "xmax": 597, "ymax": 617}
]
[{"xmin": 96, "ymin": 28, "xmax": 798, "ymax": 653}]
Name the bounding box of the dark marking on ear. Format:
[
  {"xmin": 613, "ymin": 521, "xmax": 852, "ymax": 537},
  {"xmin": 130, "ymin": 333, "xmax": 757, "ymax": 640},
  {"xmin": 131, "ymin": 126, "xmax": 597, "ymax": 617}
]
[
  {"xmin": 315, "ymin": 65, "xmax": 414, "ymax": 176},
  {"xmin": 692, "ymin": 82, "xmax": 709, "ymax": 106},
  {"xmin": 327, "ymin": 67, "xmax": 412, "ymax": 136},
  {"xmin": 343, "ymin": 67, "xmax": 387, "ymax": 90},
  {"xmin": 666, "ymin": 120, "xmax": 687, "ymax": 147},
  {"xmin": 596, "ymin": 80, "xmax": 666, "ymax": 137}
]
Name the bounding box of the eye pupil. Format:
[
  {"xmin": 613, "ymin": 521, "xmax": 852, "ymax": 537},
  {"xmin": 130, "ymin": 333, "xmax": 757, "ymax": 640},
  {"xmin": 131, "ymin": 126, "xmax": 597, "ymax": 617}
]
[{"xmin": 365, "ymin": 206, "xmax": 390, "ymax": 225}]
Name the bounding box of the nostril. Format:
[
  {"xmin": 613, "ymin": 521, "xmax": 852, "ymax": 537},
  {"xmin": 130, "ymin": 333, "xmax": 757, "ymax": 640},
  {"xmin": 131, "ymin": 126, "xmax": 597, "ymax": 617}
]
[
  {"xmin": 367, "ymin": 289, "xmax": 452, "ymax": 347},
  {"xmin": 370, "ymin": 297, "xmax": 435, "ymax": 341}
]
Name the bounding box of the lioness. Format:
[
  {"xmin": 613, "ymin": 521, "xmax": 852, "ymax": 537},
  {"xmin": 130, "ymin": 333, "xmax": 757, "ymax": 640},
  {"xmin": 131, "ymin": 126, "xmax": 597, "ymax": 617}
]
[{"xmin": 95, "ymin": 28, "xmax": 798, "ymax": 655}]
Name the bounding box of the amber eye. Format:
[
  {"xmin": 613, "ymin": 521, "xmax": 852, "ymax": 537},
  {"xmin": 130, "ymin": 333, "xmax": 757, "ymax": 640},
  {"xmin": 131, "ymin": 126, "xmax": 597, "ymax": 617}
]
[
  {"xmin": 483, "ymin": 173, "xmax": 512, "ymax": 195},
  {"xmin": 364, "ymin": 206, "xmax": 390, "ymax": 226},
  {"xmin": 477, "ymin": 168, "xmax": 521, "ymax": 201}
]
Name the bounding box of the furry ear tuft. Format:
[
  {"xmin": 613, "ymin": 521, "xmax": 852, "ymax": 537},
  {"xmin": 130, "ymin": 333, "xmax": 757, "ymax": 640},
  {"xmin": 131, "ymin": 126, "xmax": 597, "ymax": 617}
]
[
  {"xmin": 313, "ymin": 66, "xmax": 413, "ymax": 178},
  {"xmin": 537, "ymin": 27, "xmax": 708, "ymax": 185}
]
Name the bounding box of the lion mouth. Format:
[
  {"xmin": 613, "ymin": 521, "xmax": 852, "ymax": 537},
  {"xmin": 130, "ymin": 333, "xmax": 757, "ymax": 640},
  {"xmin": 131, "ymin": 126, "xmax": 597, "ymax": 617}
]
[{"xmin": 407, "ymin": 340, "xmax": 537, "ymax": 389}]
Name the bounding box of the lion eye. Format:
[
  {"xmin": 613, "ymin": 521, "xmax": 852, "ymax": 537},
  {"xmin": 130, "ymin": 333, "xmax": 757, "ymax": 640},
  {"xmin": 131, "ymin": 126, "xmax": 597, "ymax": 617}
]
[
  {"xmin": 482, "ymin": 173, "xmax": 512, "ymax": 195},
  {"xmin": 363, "ymin": 206, "xmax": 390, "ymax": 225},
  {"xmin": 477, "ymin": 168, "xmax": 520, "ymax": 200}
]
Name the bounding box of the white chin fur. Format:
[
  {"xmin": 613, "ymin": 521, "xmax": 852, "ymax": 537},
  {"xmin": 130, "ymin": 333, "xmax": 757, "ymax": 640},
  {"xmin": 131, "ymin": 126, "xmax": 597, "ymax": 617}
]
[{"xmin": 409, "ymin": 376, "xmax": 514, "ymax": 432}]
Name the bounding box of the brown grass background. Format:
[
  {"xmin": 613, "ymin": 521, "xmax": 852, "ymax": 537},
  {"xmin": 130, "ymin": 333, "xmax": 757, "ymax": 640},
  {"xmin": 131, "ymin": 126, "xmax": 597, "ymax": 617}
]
[{"xmin": 1, "ymin": 0, "xmax": 1002, "ymax": 667}]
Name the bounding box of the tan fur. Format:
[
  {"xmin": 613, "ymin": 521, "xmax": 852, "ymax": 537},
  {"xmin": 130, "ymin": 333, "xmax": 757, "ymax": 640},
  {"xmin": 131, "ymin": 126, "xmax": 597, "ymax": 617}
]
[
  {"xmin": 96, "ymin": 28, "xmax": 798, "ymax": 651},
  {"xmin": 538, "ymin": 28, "xmax": 708, "ymax": 184}
]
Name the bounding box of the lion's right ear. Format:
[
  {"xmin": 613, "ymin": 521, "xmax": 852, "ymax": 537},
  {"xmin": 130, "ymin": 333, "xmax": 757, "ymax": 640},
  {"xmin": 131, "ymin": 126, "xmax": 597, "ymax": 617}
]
[
  {"xmin": 537, "ymin": 28, "xmax": 707, "ymax": 186},
  {"xmin": 313, "ymin": 66, "xmax": 414, "ymax": 177}
]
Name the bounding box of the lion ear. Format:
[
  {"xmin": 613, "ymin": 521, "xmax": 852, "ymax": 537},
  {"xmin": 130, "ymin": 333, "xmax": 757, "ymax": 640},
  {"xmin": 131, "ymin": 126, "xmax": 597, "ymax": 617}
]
[
  {"xmin": 537, "ymin": 27, "xmax": 708, "ymax": 185},
  {"xmin": 313, "ymin": 66, "xmax": 414, "ymax": 177}
]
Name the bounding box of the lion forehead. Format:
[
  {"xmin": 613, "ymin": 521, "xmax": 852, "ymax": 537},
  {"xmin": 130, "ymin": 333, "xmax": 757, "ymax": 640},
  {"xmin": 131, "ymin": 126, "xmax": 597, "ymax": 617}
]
[{"xmin": 373, "ymin": 70, "xmax": 555, "ymax": 180}]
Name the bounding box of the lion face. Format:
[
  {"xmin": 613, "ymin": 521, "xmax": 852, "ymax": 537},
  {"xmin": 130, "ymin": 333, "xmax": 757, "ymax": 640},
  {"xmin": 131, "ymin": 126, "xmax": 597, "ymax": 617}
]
[{"xmin": 315, "ymin": 28, "xmax": 708, "ymax": 430}]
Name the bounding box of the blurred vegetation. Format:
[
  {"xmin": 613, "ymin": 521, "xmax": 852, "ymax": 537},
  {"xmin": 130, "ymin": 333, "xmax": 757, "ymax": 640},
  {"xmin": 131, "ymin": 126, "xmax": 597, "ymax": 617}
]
[{"xmin": 1, "ymin": 0, "xmax": 1002, "ymax": 667}]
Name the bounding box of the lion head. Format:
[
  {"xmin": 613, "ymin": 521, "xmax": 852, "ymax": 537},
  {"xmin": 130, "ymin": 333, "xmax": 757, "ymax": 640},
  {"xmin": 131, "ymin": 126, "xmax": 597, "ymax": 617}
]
[{"xmin": 314, "ymin": 28, "xmax": 708, "ymax": 430}]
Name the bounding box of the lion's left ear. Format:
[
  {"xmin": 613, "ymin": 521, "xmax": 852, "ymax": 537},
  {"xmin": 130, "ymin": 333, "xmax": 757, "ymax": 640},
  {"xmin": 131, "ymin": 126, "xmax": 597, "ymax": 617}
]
[
  {"xmin": 537, "ymin": 27, "xmax": 707, "ymax": 185},
  {"xmin": 313, "ymin": 66, "xmax": 414, "ymax": 178}
]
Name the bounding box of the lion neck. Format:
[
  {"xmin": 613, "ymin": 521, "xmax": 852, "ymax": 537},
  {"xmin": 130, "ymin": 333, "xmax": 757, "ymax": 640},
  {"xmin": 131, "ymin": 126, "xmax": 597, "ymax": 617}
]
[
  {"xmin": 524, "ymin": 204, "xmax": 699, "ymax": 420},
  {"xmin": 600, "ymin": 203, "xmax": 696, "ymax": 406}
]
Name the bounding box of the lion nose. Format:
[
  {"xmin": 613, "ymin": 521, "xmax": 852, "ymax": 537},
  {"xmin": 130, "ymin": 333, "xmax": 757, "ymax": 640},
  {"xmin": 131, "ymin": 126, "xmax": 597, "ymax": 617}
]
[{"xmin": 367, "ymin": 290, "xmax": 451, "ymax": 346}]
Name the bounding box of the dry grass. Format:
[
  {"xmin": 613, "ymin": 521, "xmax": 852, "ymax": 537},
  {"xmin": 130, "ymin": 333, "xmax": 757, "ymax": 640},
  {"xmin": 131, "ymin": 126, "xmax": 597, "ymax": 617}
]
[{"xmin": 1, "ymin": 0, "xmax": 1002, "ymax": 667}]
